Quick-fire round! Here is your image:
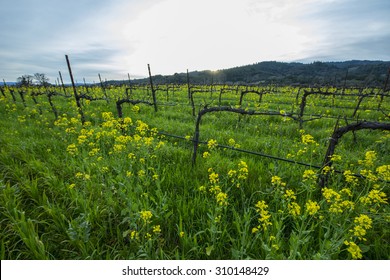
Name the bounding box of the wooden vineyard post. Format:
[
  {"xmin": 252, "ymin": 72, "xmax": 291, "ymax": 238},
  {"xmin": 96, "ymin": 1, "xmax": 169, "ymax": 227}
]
[
  {"xmin": 98, "ymin": 73, "xmax": 109, "ymax": 103},
  {"xmin": 148, "ymin": 64, "xmax": 158, "ymax": 112},
  {"xmin": 65, "ymin": 55, "xmax": 85, "ymax": 124},
  {"xmin": 58, "ymin": 71, "xmax": 67, "ymax": 96},
  {"xmin": 187, "ymin": 69, "xmax": 190, "ymax": 101},
  {"xmin": 190, "ymin": 89, "xmax": 195, "ymax": 117}
]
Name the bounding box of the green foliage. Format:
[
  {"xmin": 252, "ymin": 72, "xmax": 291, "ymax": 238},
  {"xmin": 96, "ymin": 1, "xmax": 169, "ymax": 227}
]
[{"xmin": 0, "ymin": 84, "xmax": 389, "ymax": 260}]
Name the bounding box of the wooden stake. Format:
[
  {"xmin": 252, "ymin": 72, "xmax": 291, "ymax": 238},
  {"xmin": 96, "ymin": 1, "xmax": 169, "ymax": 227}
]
[
  {"xmin": 148, "ymin": 64, "xmax": 158, "ymax": 112},
  {"xmin": 65, "ymin": 55, "xmax": 85, "ymax": 124},
  {"xmin": 58, "ymin": 71, "xmax": 67, "ymax": 95}
]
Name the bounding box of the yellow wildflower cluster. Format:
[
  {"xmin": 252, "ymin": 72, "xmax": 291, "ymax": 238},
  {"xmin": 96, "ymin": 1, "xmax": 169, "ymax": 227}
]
[
  {"xmin": 202, "ymin": 151, "xmax": 210, "ymax": 158},
  {"xmin": 66, "ymin": 143, "xmax": 78, "ymax": 155},
  {"xmin": 208, "ymin": 169, "xmax": 219, "ymax": 184},
  {"xmin": 203, "ymin": 168, "xmax": 229, "ymax": 207},
  {"xmin": 271, "ymin": 176, "xmax": 286, "ymax": 187},
  {"xmin": 358, "ymin": 151, "xmax": 377, "ymax": 167},
  {"xmin": 321, "ymin": 165, "xmax": 334, "ymax": 175},
  {"xmin": 343, "ymin": 170, "xmax": 358, "ymax": 185},
  {"xmin": 152, "ymin": 225, "xmax": 161, "ymax": 234},
  {"xmin": 228, "ymin": 161, "xmax": 249, "ymax": 188},
  {"xmin": 305, "ymin": 200, "xmax": 320, "ymax": 216},
  {"xmin": 207, "ymin": 139, "xmax": 218, "ymax": 150},
  {"xmin": 88, "ymin": 148, "xmax": 100, "ymax": 157},
  {"xmin": 288, "ymin": 202, "xmax": 301, "ymax": 217},
  {"xmin": 301, "ymin": 132, "xmax": 319, "ymax": 146},
  {"xmin": 113, "ymin": 144, "xmax": 126, "ymax": 153},
  {"xmin": 130, "ymin": 230, "xmax": 139, "ymax": 240},
  {"xmin": 237, "ymin": 161, "xmax": 248, "ymax": 180},
  {"xmin": 284, "ymin": 189, "xmax": 296, "ymax": 200},
  {"xmin": 302, "ymin": 169, "xmax": 317, "ymax": 182},
  {"xmin": 75, "ymin": 172, "xmax": 90, "ymax": 180},
  {"xmin": 283, "ymin": 189, "xmax": 301, "ymax": 217},
  {"xmin": 322, "ymin": 187, "xmax": 354, "ymax": 213},
  {"xmin": 330, "ymin": 154, "xmax": 342, "ymax": 162},
  {"xmin": 350, "ymin": 214, "xmax": 372, "ymax": 241},
  {"xmin": 376, "ymin": 165, "xmax": 390, "ymax": 181},
  {"xmin": 359, "ymin": 189, "xmax": 388, "ymax": 208},
  {"xmin": 135, "ymin": 120, "xmax": 149, "ymax": 136},
  {"xmin": 126, "ymin": 210, "xmax": 161, "ymax": 243},
  {"xmin": 115, "ymin": 135, "xmax": 132, "ymax": 144},
  {"xmin": 360, "ymin": 169, "xmax": 377, "ymax": 182},
  {"xmin": 344, "ymin": 240, "xmax": 363, "ymax": 259},
  {"xmin": 139, "ymin": 210, "xmax": 153, "ymax": 223},
  {"xmin": 253, "ymin": 200, "xmax": 272, "ymax": 232},
  {"xmin": 131, "ymin": 105, "xmax": 140, "ymax": 113},
  {"xmin": 54, "ymin": 114, "xmax": 72, "ymax": 127},
  {"xmin": 287, "ymin": 130, "xmax": 319, "ymax": 159},
  {"xmin": 216, "ymin": 192, "xmax": 228, "ymax": 206},
  {"xmin": 102, "ymin": 111, "xmax": 114, "ymax": 121},
  {"xmin": 228, "ymin": 138, "xmax": 241, "ymax": 149},
  {"xmin": 101, "ymin": 112, "xmax": 133, "ymax": 133}
]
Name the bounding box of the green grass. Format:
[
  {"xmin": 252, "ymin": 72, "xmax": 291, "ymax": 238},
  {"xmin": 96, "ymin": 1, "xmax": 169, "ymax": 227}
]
[{"xmin": 0, "ymin": 85, "xmax": 389, "ymax": 260}]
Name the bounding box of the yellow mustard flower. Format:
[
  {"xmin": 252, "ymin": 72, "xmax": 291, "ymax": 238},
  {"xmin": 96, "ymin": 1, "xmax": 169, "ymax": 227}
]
[
  {"xmin": 376, "ymin": 165, "xmax": 390, "ymax": 181},
  {"xmin": 359, "ymin": 189, "xmax": 388, "ymax": 205},
  {"xmin": 152, "ymin": 225, "xmax": 161, "ymax": 234},
  {"xmin": 344, "ymin": 240, "xmax": 362, "ymax": 259},
  {"xmin": 343, "ymin": 170, "xmax": 358, "ymax": 185},
  {"xmin": 358, "ymin": 151, "xmax": 377, "ymax": 167},
  {"xmin": 130, "ymin": 230, "xmax": 139, "ymax": 240},
  {"xmin": 216, "ymin": 192, "xmax": 228, "ymax": 206},
  {"xmin": 288, "ymin": 202, "xmax": 301, "ymax": 217},
  {"xmin": 207, "ymin": 139, "xmax": 218, "ymax": 150},
  {"xmin": 202, "ymin": 151, "xmax": 211, "ymax": 158},
  {"xmin": 302, "ymin": 169, "xmax": 316, "ymax": 181},
  {"xmin": 254, "ymin": 200, "xmax": 272, "ymax": 231},
  {"xmin": 284, "ymin": 189, "xmax": 297, "ymax": 200},
  {"xmin": 66, "ymin": 143, "xmax": 78, "ymax": 155},
  {"xmin": 139, "ymin": 210, "xmax": 153, "ymax": 223},
  {"xmin": 271, "ymin": 175, "xmax": 286, "ymax": 187},
  {"xmin": 350, "ymin": 214, "xmax": 372, "ymax": 241},
  {"xmin": 305, "ymin": 200, "xmax": 320, "ymax": 215},
  {"xmin": 209, "ymin": 172, "xmax": 219, "ymax": 184}
]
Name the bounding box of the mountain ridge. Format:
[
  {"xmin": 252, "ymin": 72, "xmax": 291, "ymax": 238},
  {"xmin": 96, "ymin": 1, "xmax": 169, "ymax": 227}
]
[{"xmin": 110, "ymin": 60, "xmax": 390, "ymax": 87}]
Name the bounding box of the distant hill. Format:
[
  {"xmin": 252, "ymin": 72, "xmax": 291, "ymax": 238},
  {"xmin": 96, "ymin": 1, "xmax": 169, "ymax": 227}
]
[{"xmin": 110, "ymin": 60, "xmax": 390, "ymax": 87}]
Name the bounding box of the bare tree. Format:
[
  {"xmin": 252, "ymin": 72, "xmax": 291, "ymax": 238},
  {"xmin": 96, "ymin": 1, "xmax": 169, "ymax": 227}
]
[
  {"xmin": 16, "ymin": 75, "xmax": 34, "ymax": 86},
  {"xmin": 34, "ymin": 73, "xmax": 50, "ymax": 86}
]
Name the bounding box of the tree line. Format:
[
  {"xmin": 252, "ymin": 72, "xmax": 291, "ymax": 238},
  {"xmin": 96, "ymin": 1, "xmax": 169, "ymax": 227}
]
[
  {"xmin": 109, "ymin": 60, "xmax": 390, "ymax": 88},
  {"xmin": 16, "ymin": 73, "xmax": 50, "ymax": 86}
]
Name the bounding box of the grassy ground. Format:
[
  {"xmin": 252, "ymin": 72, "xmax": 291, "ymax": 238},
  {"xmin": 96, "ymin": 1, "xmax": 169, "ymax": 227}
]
[{"xmin": 0, "ymin": 85, "xmax": 389, "ymax": 259}]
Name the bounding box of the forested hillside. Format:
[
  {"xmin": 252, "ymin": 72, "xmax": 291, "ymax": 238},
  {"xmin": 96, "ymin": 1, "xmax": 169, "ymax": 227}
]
[{"xmin": 117, "ymin": 60, "xmax": 390, "ymax": 87}]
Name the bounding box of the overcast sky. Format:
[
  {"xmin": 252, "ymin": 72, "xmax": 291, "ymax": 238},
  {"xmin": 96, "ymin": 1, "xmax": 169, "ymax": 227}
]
[{"xmin": 1, "ymin": 0, "xmax": 389, "ymax": 83}]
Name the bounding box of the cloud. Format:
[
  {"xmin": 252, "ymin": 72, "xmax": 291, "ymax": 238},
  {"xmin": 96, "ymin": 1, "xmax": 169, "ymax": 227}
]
[
  {"xmin": 1, "ymin": 0, "xmax": 389, "ymax": 83},
  {"xmin": 296, "ymin": 0, "xmax": 390, "ymax": 61}
]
